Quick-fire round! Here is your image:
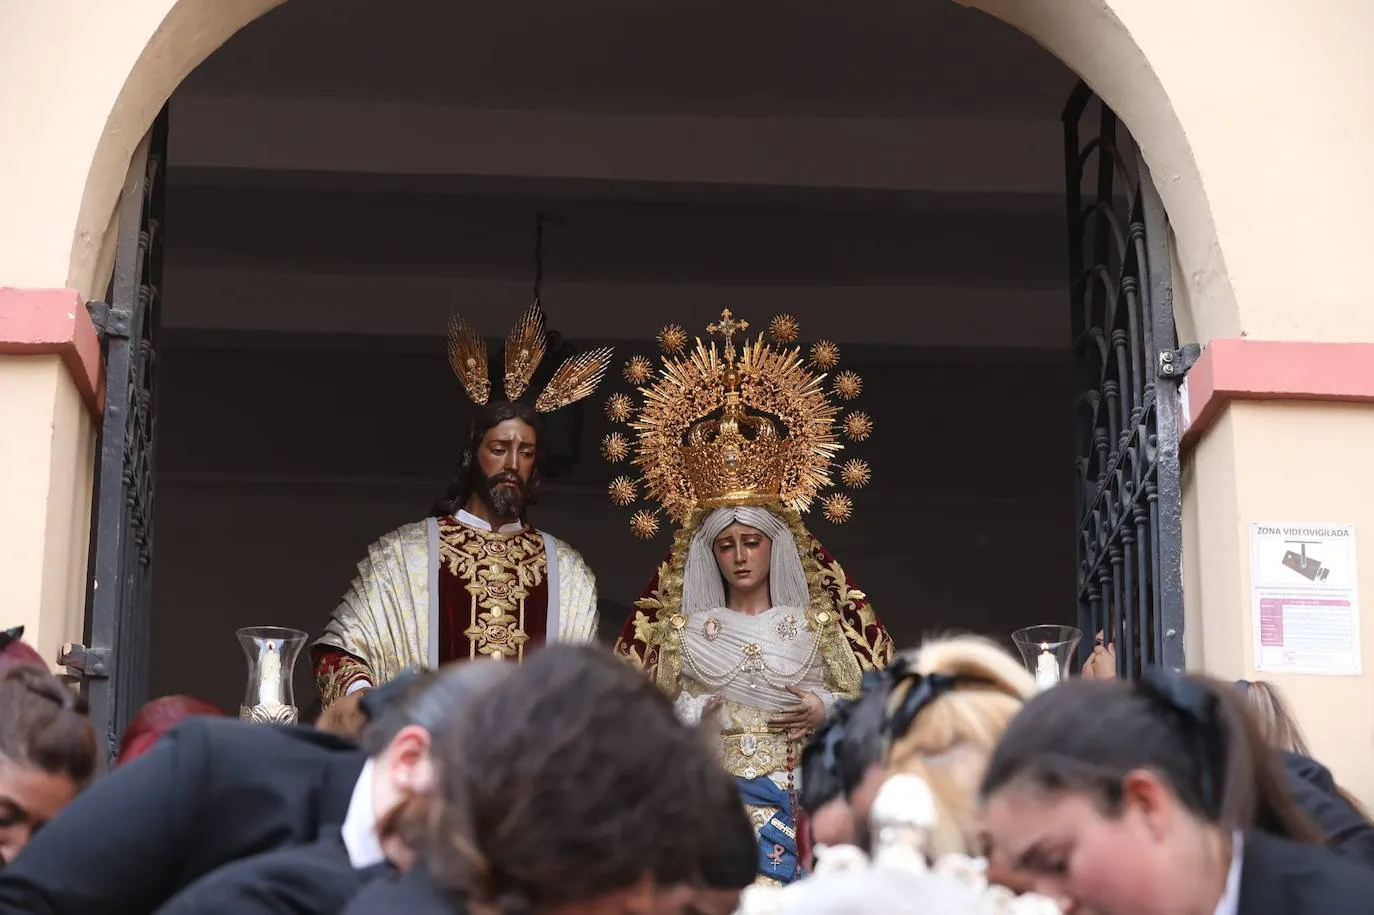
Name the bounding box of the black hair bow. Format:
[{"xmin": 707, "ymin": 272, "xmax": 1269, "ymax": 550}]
[
  {"xmin": 0, "ymin": 626, "xmax": 23, "ymax": 651},
  {"xmin": 1139, "ymin": 666, "xmax": 1224, "ymax": 815},
  {"xmin": 885, "ymin": 672, "xmax": 969, "ymax": 743}
]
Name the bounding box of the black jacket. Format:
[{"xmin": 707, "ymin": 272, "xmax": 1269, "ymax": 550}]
[
  {"xmin": 150, "ymin": 831, "xmax": 390, "ymax": 915},
  {"xmin": 340, "ymin": 865, "xmax": 465, "ymax": 915},
  {"xmin": 1239, "ymin": 828, "xmax": 1374, "ymax": 914},
  {"xmin": 0, "ymin": 717, "xmax": 367, "ymax": 915},
  {"xmin": 1282, "ymin": 751, "xmax": 1374, "ymax": 868}
]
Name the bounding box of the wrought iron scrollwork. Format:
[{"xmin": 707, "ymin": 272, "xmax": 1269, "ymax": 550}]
[
  {"xmin": 77, "ymin": 108, "xmax": 168, "ymax": 759},
  {"xmin": 1064, "ymin": 85, "xmax": 1186, "ymax": 677}
]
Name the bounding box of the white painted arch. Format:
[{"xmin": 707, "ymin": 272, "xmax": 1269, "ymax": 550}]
[{"xmin": 0, "ymin": 0, "xmax": 1239, "ymax": 339}]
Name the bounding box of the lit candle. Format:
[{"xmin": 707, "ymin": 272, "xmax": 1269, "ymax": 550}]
[
  {"xmin": 1034, "ymin": 642, "xmax": 1059, "ymax": 690},
  {"xmin": 258, "ymin": 641, "xmax": 284, "ymax": 708}
]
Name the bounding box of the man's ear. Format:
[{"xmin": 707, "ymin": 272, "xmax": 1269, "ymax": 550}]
[{"xmin": 384, "ymin": 724, "xmax": 433, "ymax": 791}]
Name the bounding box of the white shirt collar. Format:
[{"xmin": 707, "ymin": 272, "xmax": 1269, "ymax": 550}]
[
  {"xmin": 455, "ymin": 508, "xmax": 525, "ymax": 535},
  {"xmin": 341, "ymin": 759, "xmax": 386, "ymax": 869},
  {"xmin": 1213, "ymin": 830, "xmax": 1244, "ymax": 915}
]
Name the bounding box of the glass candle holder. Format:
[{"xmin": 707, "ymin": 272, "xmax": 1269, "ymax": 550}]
[
  {"xmin": 1012, "ymin": 625, "xmax": 1082, "ymax": 691},
  {"xmin": 236, "ymin": 626, "xmax": 307, "ymax": 725}
]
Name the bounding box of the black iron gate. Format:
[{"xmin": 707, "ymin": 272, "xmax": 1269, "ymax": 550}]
[
  {"xmin": 65, "ymin": 109, "xmax": 168, "ymax": 759},
  {"xmin": 1064, "ymin": 85, "xmax": 1194, "ymax": 677}
]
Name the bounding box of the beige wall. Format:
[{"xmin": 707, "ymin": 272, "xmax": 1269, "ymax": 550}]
[
  {"xmin": 0, "ymin": 0, "xmax": 1223, "ymax": 331},
  {"xmin": 1185, "ymin": 401, "xmax": 1374, "ymax": 804},
  {"xmin": 0, "ymin": 356, "xmax": 95, "ymax": 667}
]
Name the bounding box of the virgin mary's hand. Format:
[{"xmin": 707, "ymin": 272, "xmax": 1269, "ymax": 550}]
[
  {"xmin": 701, "ymin": 693, "xmax": 726, "ymax": 729},
  {"xmin": 769, "ymin": 687, "xmax": 826, "ymax": 739}
]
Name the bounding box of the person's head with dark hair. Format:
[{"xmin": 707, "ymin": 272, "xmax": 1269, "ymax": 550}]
[
  {"xmin": 978, "ymin": 669, "xmax": 1320, "ymax": 915},
  {"xmin": 800, "ymin": 714, "xmax": 847, "ymax": 816},
  {"xmin": 426, "ymin": 644, "xmax": 722, "ymax": 915},
  {"xmin": 0, "ymin": 663, "xmax": 97, "ymax": 864},
  {"xmin": 432, "ymin": 401, "xmax": 546, "ymax": 525},
  {"xmin": 800, "ymin": 684, "xmax": 890, "ymax": 853},
  {"xmin": 116, "ymin": 696, "xmax": 225, "ymax": 767},
  {"xmin": 693, "ymin": 769, "xmax": 758, "ymax": 915},
  {"xmin": 350, "ymin": 660, "xmax": 512, "ymax": 872}
]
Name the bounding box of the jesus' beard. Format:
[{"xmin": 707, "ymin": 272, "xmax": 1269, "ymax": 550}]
[{"xmin": 478, "ymin": 470, "xmax": 530, "ymax": 521}]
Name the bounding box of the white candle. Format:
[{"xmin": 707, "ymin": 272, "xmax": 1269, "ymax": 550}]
[
  {"xmin": 1034, "ymin": 642, "xmax": 1059, "ymax": 690},
  {"xmin": 257, "ymin": 641, "xmax": 284, "ymax": 708}
]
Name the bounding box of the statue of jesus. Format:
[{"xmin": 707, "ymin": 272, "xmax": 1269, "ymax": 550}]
[{"xmin": 311, "ymin": 307, "xmax": 611, "ymax": 705}]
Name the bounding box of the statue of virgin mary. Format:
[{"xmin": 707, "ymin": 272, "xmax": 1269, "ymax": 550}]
[{"xmin": 607, "ymin": 310, "xmax": 894, "ymax": 886}]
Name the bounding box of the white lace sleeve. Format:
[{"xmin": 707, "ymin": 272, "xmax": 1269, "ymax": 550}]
[
  {"xmin": 674, "ymin": 690, "xmax": 713, "ymax": 726},
  {"xmin": 814, "ymin": 687, "xmax": 840, "ymax": 714}
]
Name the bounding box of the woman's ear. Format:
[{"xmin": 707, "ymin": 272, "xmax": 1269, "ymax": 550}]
[{"xmin": 1120, "ymin": 768, "xmax": 1173, "ymax": 841}]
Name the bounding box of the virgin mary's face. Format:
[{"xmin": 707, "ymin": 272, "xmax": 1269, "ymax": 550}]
[{"xmin": 712, "ymin": 522, "xmax": 772, "ymax": 598}]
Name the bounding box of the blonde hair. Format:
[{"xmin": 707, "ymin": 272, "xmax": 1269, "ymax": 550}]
[
  {"xmin": 1237, "ymin": 678, "xmax": 1371, "ymax": 822},
  {"xmin": 1237, "ymin": 679, "xmax": 1311, "ymax": 756},
  {"xmin": 883, "ymin": 635, "xmax": 1037, "ymax": 857}
]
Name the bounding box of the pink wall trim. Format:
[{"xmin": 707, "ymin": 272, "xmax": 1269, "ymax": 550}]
[
  {"xmin": 1181, "ymin": 338, "xmax": 1374, "ymax": 452},
  {"xmin": 0, "ymin": 287, "xmax": 103, "ymax": 416}
]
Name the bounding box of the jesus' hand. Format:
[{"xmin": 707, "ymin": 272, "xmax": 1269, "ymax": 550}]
[{"xmin": 769, "ymin": 687, "xmax": 826, "ymax": 739}]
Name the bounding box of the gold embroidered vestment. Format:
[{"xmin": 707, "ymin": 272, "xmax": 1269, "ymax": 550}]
[{"xmin": 437, "ymin": 522, "xmax": 548, "ymax": 661}]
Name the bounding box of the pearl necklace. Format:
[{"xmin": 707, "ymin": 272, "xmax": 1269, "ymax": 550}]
[{"xmin": 681, "ymin": 618, "xmax": 821, "ymax": 690}]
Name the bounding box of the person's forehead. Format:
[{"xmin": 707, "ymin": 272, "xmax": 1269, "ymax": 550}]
[
  {"xmin": 0, "ymin": 763, "xmax": 76, "ymax": 821},
  {"xmin": 482, "ymin": 418, "xmax": 537, "ymax": 443},
  {"xmin": 716, "ymin": 522, "xmax": 764, "ymax": 540}
]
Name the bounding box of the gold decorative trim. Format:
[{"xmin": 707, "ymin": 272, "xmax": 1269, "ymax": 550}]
[
  {"xmin": 444, "ymin": 304, "xmax": 613, "ymax": 412},
  {"xmin": 445, "ymin": 313, "xmax": 491, "ymax": 405},
  {"xmin": 438, "ymin": 523, "xmax": 547, "ymax": 661},
  {"xmin": 503, "ymin": 303, "xmax": 547, "ymax": 401}
]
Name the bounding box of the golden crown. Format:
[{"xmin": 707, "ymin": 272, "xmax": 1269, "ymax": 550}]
[
  {"xmin": 446, "ymin": 303, "xmax": 613, "ymax": 413},
  {"xmin": 602, "ymin": 308, "xmax": 875, "ymax": 539}
]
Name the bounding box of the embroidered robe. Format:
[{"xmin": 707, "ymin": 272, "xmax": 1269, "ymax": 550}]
[{"xmin": 312, "ymin": 515, "xmax": 597, "ymax": 705}]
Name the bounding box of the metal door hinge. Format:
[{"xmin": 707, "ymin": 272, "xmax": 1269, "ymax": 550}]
[
  {"xmin": 104, "ymin": 306, "xmax": 133, "ymax": 340},
  {"xmin": 1158, "ymin": 344, "xmax": 1201, "ymax": 380},
  {"xmin": 86, "ymin": 301, "xmax": 110, "ymax": 338},
  {"xmin": 59, "ymin": 643, "xmax": 111, "ymax": 680}
]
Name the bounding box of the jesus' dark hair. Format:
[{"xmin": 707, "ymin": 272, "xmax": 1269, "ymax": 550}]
[{"xmin": 431, "ymin": 400, "xmax": 546, "ymax": 518}]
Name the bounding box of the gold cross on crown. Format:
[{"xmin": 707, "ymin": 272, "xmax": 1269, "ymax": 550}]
[{"xmin": 707, "ymin": 308, "xmax": 750, "ymax": 362}]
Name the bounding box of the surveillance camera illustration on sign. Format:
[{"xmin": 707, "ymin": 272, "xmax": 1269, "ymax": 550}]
[{"xmin": 1281, "ymin": 540, "xmax": 1331, "ymax": 583}]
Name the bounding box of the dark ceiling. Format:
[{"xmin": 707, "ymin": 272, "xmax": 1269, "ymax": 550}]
[{"xmin": 179, "ymin": 0, "xmax": 1075, "ymax": 118}]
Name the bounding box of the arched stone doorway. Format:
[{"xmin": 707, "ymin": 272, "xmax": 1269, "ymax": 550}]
[
  {"xmin": 10, "ymin": 0, "xmax": 1374, "ymax": 806},
  {"xmin": 0, "ymin": 0, "xmax": 1222, "ymax": 340},
  {"xmin": 48, "ymin": 0, "xmax": 1198, "ymax": 736}
]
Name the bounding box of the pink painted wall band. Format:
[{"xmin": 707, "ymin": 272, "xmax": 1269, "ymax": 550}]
[
  {"xmin": 0, "ymin": 287, "xmax": 103, "ymax": 416},
  {"xmin": 1181, "ymin": 338, "xmax": 1374, "ymax": 452}
]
